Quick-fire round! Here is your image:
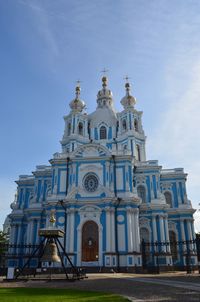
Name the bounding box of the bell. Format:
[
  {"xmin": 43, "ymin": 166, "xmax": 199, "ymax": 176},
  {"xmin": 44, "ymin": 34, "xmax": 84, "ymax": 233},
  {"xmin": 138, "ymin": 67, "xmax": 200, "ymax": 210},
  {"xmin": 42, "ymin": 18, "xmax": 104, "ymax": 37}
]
[{"xmin": 41, "ymin": 241, "xmax": 61, "ymax": 263}]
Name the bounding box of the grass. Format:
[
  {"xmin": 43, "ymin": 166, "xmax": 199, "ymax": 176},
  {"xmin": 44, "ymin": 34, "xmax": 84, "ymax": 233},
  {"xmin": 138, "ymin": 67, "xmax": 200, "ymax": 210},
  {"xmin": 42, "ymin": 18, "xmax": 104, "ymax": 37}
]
[{"xmin": 0, "ymin": 288, "xmax": 129, "ymax": 302}]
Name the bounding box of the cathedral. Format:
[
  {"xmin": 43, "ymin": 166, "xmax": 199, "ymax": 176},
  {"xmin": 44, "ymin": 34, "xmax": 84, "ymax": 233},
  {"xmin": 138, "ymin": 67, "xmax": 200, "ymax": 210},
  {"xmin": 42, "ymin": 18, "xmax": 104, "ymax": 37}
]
[{"xmin": 8, "ymin": 76, "xmax": 197, "ymax": 270}]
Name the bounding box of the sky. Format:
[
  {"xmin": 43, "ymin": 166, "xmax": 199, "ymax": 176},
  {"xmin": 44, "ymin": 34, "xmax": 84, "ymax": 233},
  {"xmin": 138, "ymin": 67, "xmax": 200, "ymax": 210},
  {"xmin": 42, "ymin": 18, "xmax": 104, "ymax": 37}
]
[{"xmin": 1, "ymin": 0, "xmax": 200, "ymax": 231}]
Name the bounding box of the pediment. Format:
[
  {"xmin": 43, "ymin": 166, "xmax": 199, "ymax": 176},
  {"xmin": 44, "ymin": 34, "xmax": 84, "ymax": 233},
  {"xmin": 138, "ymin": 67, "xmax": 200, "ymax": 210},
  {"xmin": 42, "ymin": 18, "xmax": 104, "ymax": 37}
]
[{"xmin": 72, "ymin": 143, "xmax": 111, "ymax": 158}]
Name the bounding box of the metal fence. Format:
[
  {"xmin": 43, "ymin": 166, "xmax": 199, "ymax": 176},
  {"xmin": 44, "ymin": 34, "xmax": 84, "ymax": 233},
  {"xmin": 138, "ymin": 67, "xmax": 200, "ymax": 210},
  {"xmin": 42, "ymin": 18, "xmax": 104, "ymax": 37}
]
[
  {"xmin": 0, "ymin": 238, "xmax": 200, "ymax": 275},
  {"xmin": 141, "ymin": 238, "xmax": 200, "ymax": 274}
]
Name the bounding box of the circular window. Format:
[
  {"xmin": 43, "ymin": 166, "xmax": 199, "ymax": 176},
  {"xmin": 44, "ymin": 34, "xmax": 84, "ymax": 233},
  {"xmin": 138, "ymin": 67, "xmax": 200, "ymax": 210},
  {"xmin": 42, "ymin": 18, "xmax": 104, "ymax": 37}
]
[{"xmin": 84, "ymin": 174, "xmax": 99, "ymax": 192}]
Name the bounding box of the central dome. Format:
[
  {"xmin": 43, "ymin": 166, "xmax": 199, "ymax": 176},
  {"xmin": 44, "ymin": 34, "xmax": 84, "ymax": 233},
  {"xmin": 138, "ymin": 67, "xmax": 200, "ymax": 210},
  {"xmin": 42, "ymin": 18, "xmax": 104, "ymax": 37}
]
[{"xmin": 89, "ymin": 76, "xmax": 117, "ymax": 128}]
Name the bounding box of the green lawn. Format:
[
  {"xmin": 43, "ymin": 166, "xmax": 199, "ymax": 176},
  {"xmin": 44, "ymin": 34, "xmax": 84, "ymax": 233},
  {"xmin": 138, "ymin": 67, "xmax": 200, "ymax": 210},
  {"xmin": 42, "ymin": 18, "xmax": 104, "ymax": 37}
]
[{"xmin": 0, "ymin": 288, "xmax": 129, "ymax": 302}]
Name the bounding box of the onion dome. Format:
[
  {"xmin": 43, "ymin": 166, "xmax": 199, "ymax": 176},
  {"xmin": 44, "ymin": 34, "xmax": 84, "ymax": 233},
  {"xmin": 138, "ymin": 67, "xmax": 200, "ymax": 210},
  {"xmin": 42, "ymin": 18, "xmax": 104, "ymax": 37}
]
[
  {"xmin": 69, "ymin": 83, "xmax": 85, "ymax": 112},
  {"xmin": 120, "ymin": 81, "xmax": 136, "ymax": 109},
  {"xmin": 96, "ymin": 76, "xmax": 114, "ymax": 107}
]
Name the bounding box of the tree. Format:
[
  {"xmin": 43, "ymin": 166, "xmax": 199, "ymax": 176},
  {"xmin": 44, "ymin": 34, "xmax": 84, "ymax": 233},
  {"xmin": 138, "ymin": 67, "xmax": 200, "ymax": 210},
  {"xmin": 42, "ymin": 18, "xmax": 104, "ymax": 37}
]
[{"xmin": 0, "ymin": 230, "xmax": 8, "ymax": 268}]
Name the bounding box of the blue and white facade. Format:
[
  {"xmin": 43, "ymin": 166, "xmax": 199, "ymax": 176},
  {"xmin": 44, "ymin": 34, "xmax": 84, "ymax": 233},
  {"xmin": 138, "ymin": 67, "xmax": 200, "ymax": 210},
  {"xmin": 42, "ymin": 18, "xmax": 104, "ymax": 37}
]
[{"xmin": 8, "ymin": 77, "xmax": 197, "ymax": 269}]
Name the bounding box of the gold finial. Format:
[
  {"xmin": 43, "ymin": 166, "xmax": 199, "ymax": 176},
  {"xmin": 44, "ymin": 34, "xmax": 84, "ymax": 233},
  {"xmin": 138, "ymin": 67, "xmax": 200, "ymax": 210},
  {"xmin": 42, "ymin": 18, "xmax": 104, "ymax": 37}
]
[
  {"xmin": 75, "ymin": 79, "xmax": 81, "ymax": 98},
  {"xmin": 124, "ymin": 75, "xmax": 131, "ymax": 94},
  {"xmin": 101, "ymin": 68, "xmax": 109, "ymax": 88},
  {"xmin": 49, "ymin": 210, "xmax": 56, "ymax": 226}
]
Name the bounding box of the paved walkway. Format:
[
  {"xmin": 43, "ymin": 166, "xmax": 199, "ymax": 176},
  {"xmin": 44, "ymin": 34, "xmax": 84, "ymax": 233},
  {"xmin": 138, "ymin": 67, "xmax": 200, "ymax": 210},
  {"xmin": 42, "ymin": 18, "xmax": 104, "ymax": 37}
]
[{"xmin": 128, "ymin": 276, "xmax": 200, "ymax": 292}]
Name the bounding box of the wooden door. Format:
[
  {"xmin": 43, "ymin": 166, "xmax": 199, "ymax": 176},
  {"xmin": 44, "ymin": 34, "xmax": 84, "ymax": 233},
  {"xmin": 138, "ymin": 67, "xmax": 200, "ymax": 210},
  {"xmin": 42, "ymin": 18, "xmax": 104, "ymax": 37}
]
[{"xmin": 82, "ymin": 221, "xmax": 99, "ymax": 262}]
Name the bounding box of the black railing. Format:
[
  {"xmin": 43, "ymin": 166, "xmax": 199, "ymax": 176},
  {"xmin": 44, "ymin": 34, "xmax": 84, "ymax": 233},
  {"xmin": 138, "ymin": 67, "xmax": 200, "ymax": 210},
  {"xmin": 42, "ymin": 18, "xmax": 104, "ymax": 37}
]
[
  {"xmin": 141, "ymin": 238, "xmax": 199, "ymax": 274},
  {"xmin": 0, "ymin": 238, "xmax": 200, "ymax": 275}
]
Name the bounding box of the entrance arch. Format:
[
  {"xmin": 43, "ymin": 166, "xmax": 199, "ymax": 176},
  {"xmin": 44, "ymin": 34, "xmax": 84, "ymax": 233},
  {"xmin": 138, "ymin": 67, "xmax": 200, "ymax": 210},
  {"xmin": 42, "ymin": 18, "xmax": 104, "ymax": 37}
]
[{"xmin": 82, "ymin": 221, "xmax": 99, "ymax": 262}]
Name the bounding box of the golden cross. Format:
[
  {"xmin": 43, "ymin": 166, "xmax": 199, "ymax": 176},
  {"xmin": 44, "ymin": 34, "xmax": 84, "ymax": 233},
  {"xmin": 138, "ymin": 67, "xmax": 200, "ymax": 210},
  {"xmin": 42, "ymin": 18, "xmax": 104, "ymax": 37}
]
[
  {"xmin": 101, "ymin": 68, "xmax": 109, "ymax": 75},
  {"xmin": 124, "ymin": 75, "xmax": 131, "ymax": 83}
]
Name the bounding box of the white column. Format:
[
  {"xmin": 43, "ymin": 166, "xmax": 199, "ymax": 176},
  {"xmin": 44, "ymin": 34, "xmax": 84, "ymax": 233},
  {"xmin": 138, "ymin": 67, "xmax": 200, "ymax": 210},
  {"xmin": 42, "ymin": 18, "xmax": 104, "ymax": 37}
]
[
  {"xmin": 105, "ymin": 207, "xmax": 111, "ymax": 252},
  {"xmin": 66, "ymin": 210, "xmax": 71, "ymax": 252},
  {"xmin": 131, "ymin": 210, "xmax": 136, "ymax": 252},
  {"xmin": 110, "ymin": 208, "xmax": 115, "ymax": 252},
  {"xmin": 187, "ymin": 220, "xmax": 194, "ymax": 252},
  {"xmin": 125, "ymin": 164, "xmax": 130, "ymax": 192},
  {"xmin": 164, "ymin": 216, "xmax": 170, "ymax": 253},
  {"xmin": 150, "ymin": 176, "xmax": 154, "ymax": 200},
  {"xmin": 152, "ymin": 215, "xmax": 157, "ymax": 243},
  {"xmin": 110, "ymin": 164, "xmax": 114, "ymax": 192},
  {"xmin": 159, "ymin": 216, "xmax": 165, "ymax": 241},
  {"xmin": 159, "ymin": 216, "xmax": 166, "ymax": 252},
  {"xmin": 27, "ymin": 220, "xmax": 34, "ymax": 244},
  {"xmin": 68, "ymin": 209, "xmax": 75, "ymax": 253},
  {"xmin": 180, "ymin": 219, "xmax": 186, "ymax": 252},
  {"xmin": 134, "ymin": 209, "xmax": 140, "ymax": 252},
  {"xmin": 176, "ymin": 181, "xmax": 182, "ymax": 204},
  {"xmin": 53, "ymin": 168, "xmax": 58, "ymax": 195},
  {"xmin": 127, "ymin": 208, "xmax": 133, "ymax": 252}
]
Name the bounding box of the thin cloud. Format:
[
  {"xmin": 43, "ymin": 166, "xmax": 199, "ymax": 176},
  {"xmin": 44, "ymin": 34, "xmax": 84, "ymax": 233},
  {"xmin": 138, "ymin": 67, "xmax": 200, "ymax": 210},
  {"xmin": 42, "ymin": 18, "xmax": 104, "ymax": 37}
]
[{"xmin": 18, "ymin": 0, "xmax": 59, "ymax": 58}]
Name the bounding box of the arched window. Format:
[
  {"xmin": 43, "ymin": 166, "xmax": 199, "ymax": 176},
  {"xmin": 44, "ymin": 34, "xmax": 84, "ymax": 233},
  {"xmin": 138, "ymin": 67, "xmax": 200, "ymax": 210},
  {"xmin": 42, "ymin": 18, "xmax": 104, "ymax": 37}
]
[
  {"xmin": 78, "ymin": 122, "xmax": 83, "ymax": 135},
  {"xmin": 134, "ymin": 119, "xmax": 139, "ymax": 132},
  {"xmin": 164, "ymin": 191, "xmax": 173, "ymax": 208},
  {"xmin": 122, "ymin": 119, "xmax": 127, "ymax": 131},
  {"xmin": 169, "ymin": 230, "xmax": 178, "ymax": 261},
  {"xmin": 100, "ymin": 126, "xmax": 107, "ymax": 139},
  {"xmin": 136, "ymin": 144, "xmax": 141, "ymax": 161},
  {"xmin": 137, "ymin": 185, "xmax": 146, "ymax": 203},
  {"xmin": 68, "ymin": 123, "xmax": 71, "ymax": 136}
]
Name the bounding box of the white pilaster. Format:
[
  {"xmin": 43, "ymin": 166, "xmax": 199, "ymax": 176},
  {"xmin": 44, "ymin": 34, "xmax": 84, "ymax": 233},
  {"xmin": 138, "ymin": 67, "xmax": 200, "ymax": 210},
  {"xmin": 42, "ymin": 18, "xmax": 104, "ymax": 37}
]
[
  {"xmin": 150, "ymin": 176, "xmax": 154, "ymax": 200},
  {"xmin": 69, "ymin": 209, "xmax": 75, "ymax": 253},
  {"xmin": 164, "ymin": 215, "xmax": 170, "ymax": 253},
  {"xmin": 134, "ymin": 209, "xmax": 140, "ymax": 252},
  {"xmin": 152, "ymin": 215, "xmax": 157, "ymax": 243},
  {"xmin": 105, "ymin": 207, "xmax": 111, "ymax": 252},
  {"xmin": 159, "ymin": 216, "xmax": 166, "ymax": 252},
  {"xmin": 187, "ymin": 220, "xmax": 195, "ymax": 252},
  {"xmin": 159, "ymin": 216, "xmax": 165, "ymax": 241},
  {"xmin": 127, "ymin": 208, "xmax": 133, "ymax": 252},
  {"xmin": 110, "ymin": 208, "xmax": 115, "ymax": 252},
  {"xmin": 180, "ymin": 219, "xmax": 186, "ymax": 252}
]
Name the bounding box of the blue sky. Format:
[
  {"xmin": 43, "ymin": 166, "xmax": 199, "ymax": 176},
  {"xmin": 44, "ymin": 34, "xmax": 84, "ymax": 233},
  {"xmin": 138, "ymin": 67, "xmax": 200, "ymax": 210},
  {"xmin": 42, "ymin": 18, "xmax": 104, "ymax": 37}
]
[{"xmin": 1, "ymin": 0, "xmax": 200, "ymax": 230}]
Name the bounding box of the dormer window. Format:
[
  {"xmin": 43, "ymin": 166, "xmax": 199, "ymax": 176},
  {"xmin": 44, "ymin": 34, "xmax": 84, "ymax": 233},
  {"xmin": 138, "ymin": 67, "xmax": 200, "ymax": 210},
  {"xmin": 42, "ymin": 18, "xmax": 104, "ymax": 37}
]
[
  {"xmin": 100, "ymin": 126, "xmax": 107, "ymax": 139},
  {"xmin": 134, "ymin": 119, "xmax": 139, "ymax": 132},
  {"xmin": 78, "ymin": 122, "xmax": 83, "ymax": 135},
  {"xmin": 122, "ymin": 119, "xmax": 127, "ymax": 131}
]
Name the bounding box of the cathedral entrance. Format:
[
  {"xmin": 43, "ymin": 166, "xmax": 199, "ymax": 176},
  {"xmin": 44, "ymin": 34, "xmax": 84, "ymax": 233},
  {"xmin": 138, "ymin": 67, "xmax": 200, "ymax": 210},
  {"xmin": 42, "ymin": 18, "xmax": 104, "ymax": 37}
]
[{"xmin": 82, "ymin": 221, "xmax": 99, "ymax": 262}]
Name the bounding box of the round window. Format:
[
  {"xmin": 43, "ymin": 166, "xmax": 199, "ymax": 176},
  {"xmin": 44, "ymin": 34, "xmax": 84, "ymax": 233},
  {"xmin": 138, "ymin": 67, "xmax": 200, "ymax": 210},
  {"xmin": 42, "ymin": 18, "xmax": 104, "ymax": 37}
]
[{"xmin": 84, "ymin": 174, "xmax": 99, "ymax": 192}]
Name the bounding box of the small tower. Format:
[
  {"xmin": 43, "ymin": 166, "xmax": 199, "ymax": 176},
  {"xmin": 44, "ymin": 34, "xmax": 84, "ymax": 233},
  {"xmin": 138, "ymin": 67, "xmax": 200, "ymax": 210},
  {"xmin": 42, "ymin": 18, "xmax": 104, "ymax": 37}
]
[{"xmin": 61, "ymin": 82, "xmax": 89, "ymax": 153}]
